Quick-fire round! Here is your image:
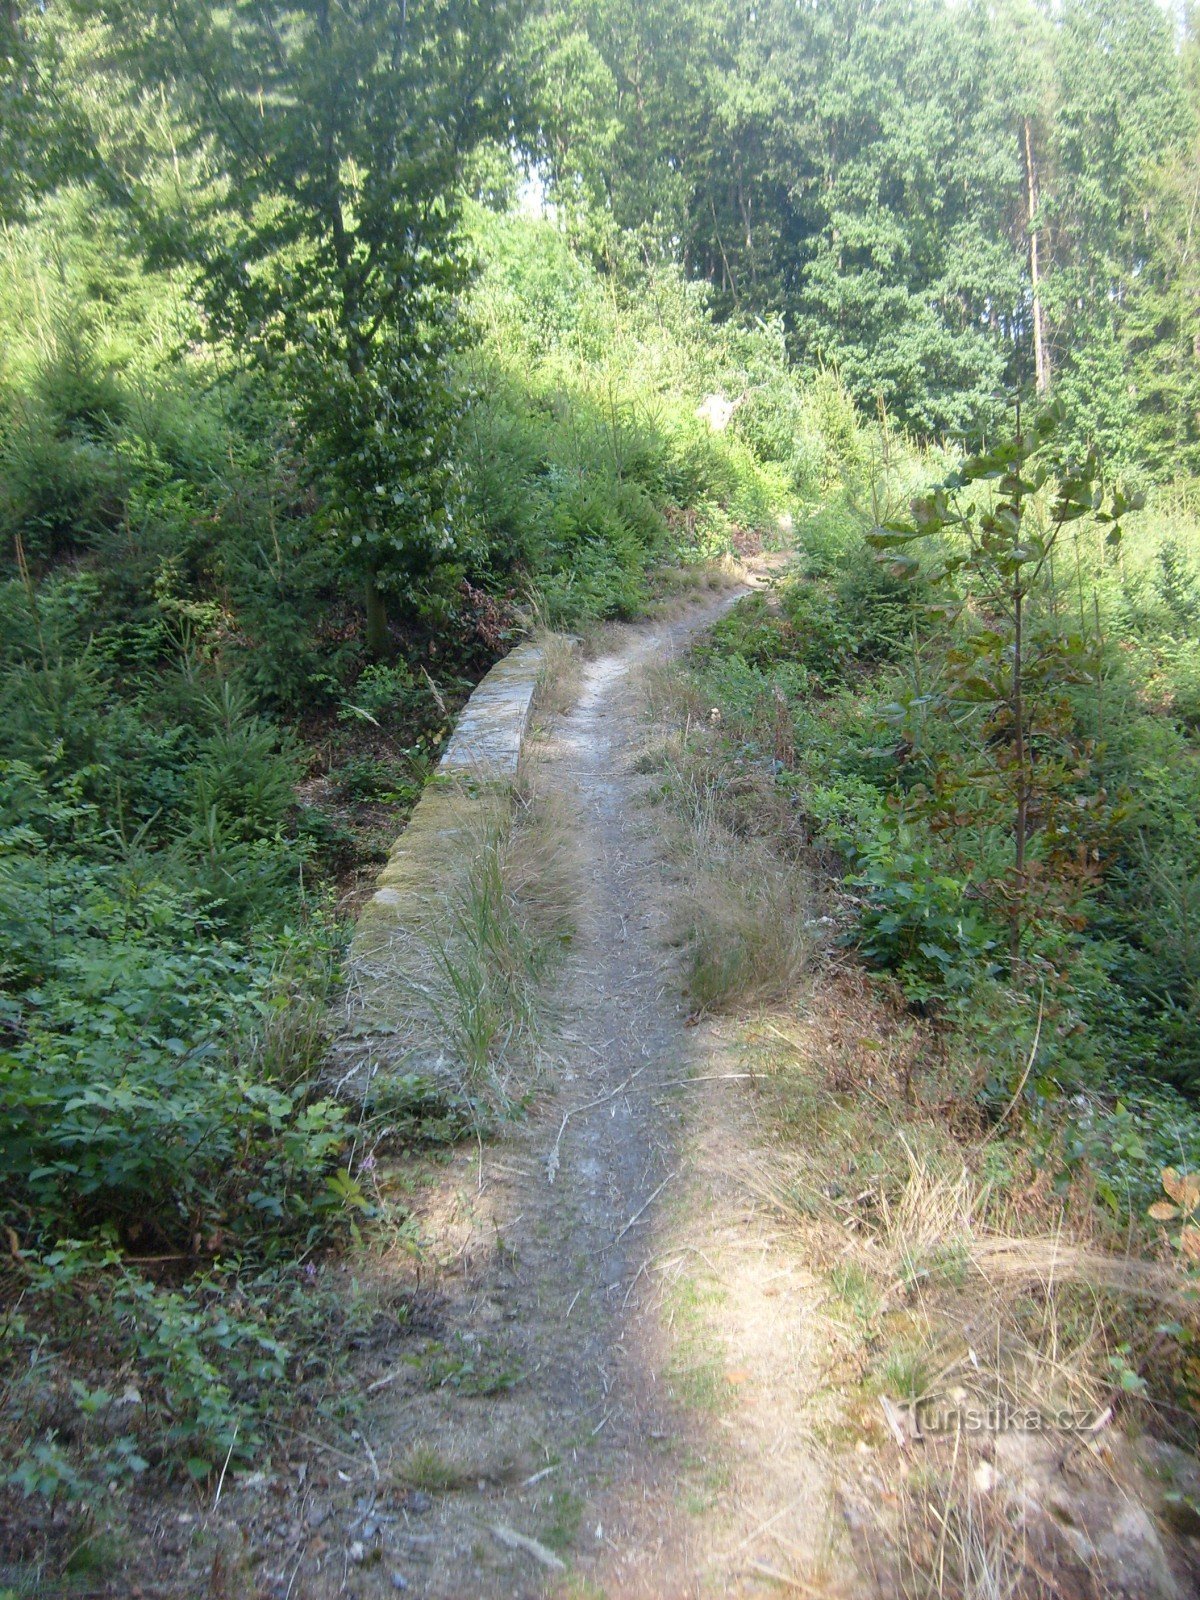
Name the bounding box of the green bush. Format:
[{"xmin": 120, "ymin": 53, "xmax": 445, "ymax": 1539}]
[
  {"xmin": 0, "ymin": 657, "xmax": 109, "ymax": 778},
  {"xmin": 707, "ymin": 582, "xmax": 868, "ymax": 687},
  {"xmin": 8, "ymin": 1243, "xmax": 299, "ymax": 1490},
  {"xmin": 709, "ymin": 593, "xmax": 795, "ymax": 669},
  {"xmin": 1153, "ymin": 538, "xmax": 1200, "ymax": 630},
  {"xmin": 332, "ymin": 754, "xmax": 423, "ymax": 805},
  {"xmin": 1163, "ymin": 638, "xmax": 1200, "ymax": 730},
  {"xmin": 0, "ymin": 822, "xmax": 344, "ymax": 1240},
  {"xmin": 1057, "ymin": 1087, "xmax": 1200, "ymax": 1216},
  {"xmin": 0, "ymin": 421, "xmax": 123, "ymax": 559},
  {"xmin": 832, "ymin": 551, "xmax": 925, "ymax": 663},
  {"xmin": 186, "ymin": 685, "xmax": 299, "ymax": 843},
  {"xmin": 777, "ymin": 582, "xmax": 861, "ymax": 685},
  {"xmin": 31, "ymin": 319, "xmax": 127, "ymax": 436},
  {"xmin": 850, "ymin": 833, "xmax": 1000, "ymax": 999},
  {"xmin": 534, "ymin": 476, "xmax": 661, "ymax": 623}
]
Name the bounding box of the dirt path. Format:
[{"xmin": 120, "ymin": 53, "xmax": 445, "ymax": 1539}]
[
  {"xmin": 36, "ymin": 585, "xmax": 1195, "ymax": 1600},
  {"xmin": 224, "ymin": 582, "xmax": 1200, "ymax": 1600},
  {"xmin": 266, "ymin": 592, "xmax": 853, "ymax": 1600}
]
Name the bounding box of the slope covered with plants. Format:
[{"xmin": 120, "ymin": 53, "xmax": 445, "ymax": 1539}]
[{"xmin": 0, "ymin": 1, "xmax": 812, "ymax": 1547}]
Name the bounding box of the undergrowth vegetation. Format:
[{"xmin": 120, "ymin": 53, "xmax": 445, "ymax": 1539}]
[
  {"xmin": 640, "ymin": 434, "xmax": 1200, "ymax": 1588},
  {"xmin": 5, "ymin": 0, "xmax": 1200, "ymax": 1589},
  {"xmin": 738, "ymin": 1002, "xmax": 1192, "ymax": 1596},
  {"xmin": 642, "ymin": 396, "xmax": 1200, "ymax": 1444},
  {"xmin": 0, "ymin": 168, "xmax": 811, "ymax": 1549}
]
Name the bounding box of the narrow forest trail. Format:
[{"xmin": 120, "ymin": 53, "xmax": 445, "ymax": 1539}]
[{"xmin": 300, "ymin": 589, "xmax": 863, "ymax": 1600}]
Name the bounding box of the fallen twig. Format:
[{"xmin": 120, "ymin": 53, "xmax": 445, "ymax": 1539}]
[
  {"xmin": 546, "ymin": 1070, "xmax": 642, "ymax": 1182},
  {"xmin": 622, "ymin": 1257, "xmax": 650, "ymax": 1309},
  {"xmin": 723, "ymin": 1498, "xmax": 808, "ymax": 1561},
  {"xmin": 747, "ymin": 1557, "xmax": 828, "ymax": 1596},
  {"xmin": 489, "ymin": 1522, "xmax": 565, "ymax": 1572},
  {"xmin": 978, "ymin": 982, "xmax": 1044, "ymax": 1146},
  {"xmin": 879, "ymin": 1396, "xmax": 912, "ymax": 1450},
  {"xmin": 358, "ymin": 1430, "xmax": 381, "ymax": 1481},
  {"xmin": 614, "ymin": 1171, "xmax": 677, "ymax": 1244},
  {"xmin": 212, "ymin": 1425, "xmax": 238, "ymax": 1510},
  {"xmin": 365, "ymin": 1369, "xmax": 403, "ymax": 1395},
  {"xmin": 420, "ymin": 665, "xmax": 448, "ymax": 716},
  {"xmin": 281, "ymin": 1427, "xmax": 376, "ymax": 1477}
]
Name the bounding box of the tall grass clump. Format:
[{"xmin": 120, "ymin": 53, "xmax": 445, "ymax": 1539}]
[
  {"xmin": 635, "ymin": 660, "xmax": 822, "ymax": 1016},
  {"xmin": 665, "ymin": 758, "xmax": 817, "ymax": 1015},
  {"xmin": 386, "ymin": 785, "xmax": 577, "ymax": 1102},
  {"xmin": 428, "ymin": 831, "xmax": 550, "ymax": 1083}
]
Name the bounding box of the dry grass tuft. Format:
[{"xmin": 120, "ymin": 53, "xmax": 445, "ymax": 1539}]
[
  {"xmin": 726, "ymin": 999, "xmax": 1200, "ymax": 1598},
  {"xmin": 427, "ymin": 781, "xmax": 577, "ymax": 1100},
  {"xmin": 682, "ymin": 844, "xmax": 816, "ymax": 1014},
  {"xmin": 505, "ymin": 775, "xmax": 581, "ymax": 957},
  {"xmin": 342, "ymin": 781, "xmax": 577, "ymax": 1106},
  {"xmin": 966, "ymin": 1236, "xmax": 1184, "ymax": 1303},
  {"xmin": 891, "ymin": 1464, "xmax": 1029, "ymax": 1600},
  {"xmin": 578, "ymin": 618, "xmax": 628, "ymax": 661},
  {"xmin": 397, "ymin": 1443, "xmax": 472, "ymax": 1493},
  {"xmin": 532, "ymin": 628, "xmax": 582, "ymax": 717},
  {"xmin": 644, "ymin": 556, "xmax": 747, "ymax": 619},
  {"xmin": 659, "ymin": 756, "xmax": 819, "ymax": 1013},
  {"xmin": 743, "ymin": 1111, "xmax": 1113, "ymax": 1417},
  {"xmin": 634, "ymin": 662, "xmax": 823, "ymax": 1013}
]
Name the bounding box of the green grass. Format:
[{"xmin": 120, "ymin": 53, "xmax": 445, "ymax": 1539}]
[
  {"xmin": 874, "ymin": 1343, "xmax": 933, "ymax": 1405},
  {"xmin": 398, "ymin": 1445, "xmax": 470, "ymax": 1493},
  {"xmin": 416, "ymin": 789, "xmax": 577, "ymax": 1097},
  {"xmin": 420, "ymin": 1336, "xmax": 524, "ymax": 1396},
  {"xmin": 826, "ymin": 1262, "xmax": 880, "ymax": 1326},
  {"xmin": 540, "ymin": 1489, "xmax": 585, "ymax": 1554}
]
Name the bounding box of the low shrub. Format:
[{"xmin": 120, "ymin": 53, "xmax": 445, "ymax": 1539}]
[
  {"xmin": 0, "ymin": 834, "xmax": 346, "ymax": 1245},
  {"xmin": 850, "ymin": 836, "xmax": 1000, "ymax": 1000},
  {"xmin": 332, "ymin": 755, "xmax": 424, "ymax": 806}
]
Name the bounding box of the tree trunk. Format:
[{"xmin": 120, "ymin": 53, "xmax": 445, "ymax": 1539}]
[
  {"xmin": 1024, "ymin": 118, "xmax": 1050, "ymax": 396},
  {"xmin": 365, "ymin": 574, "xmax": 390, "ymax": 659},
  {"xmin": 1010, "ymin": 401, "xmax": 1029, "ymax": 966},
  {"xmin": 1011, "ymin": 579, "xmax": 1027, "ymax": 965}
]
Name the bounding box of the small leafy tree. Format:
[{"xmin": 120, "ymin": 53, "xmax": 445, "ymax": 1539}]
[
  {"xmin": 868, "ymin": 400, "xmax": 1142, "ymax": 962},
  {"xmin": 86, "ymin": 0, "xmax": 520, "ymax": 653},
  {"xmin": 0, "ymin": 1, "xmax": 41, "ymax": 217}
]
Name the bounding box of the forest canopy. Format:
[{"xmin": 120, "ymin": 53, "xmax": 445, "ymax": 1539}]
[
  {"xmin": 6, "ymin": 1, "xmax": 1200, "ymax": 490},
  {"xmin": 532, "ymin": 0, "xmax": 1198, "ymax": 460}
]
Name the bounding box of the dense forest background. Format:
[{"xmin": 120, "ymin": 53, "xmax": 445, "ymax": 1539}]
[
  {"xmin": 3, "ymin": 0, "xmax": 1200, "ymax": 1547},
  {"xmin": 533, "ymin": 0, "xmax": 1200, "ymax": 463}
]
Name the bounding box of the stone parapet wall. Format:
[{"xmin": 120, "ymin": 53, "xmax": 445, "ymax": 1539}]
[{"xmin": 357, "ymin": 639, "xmax": 542, "ymax": 925}]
